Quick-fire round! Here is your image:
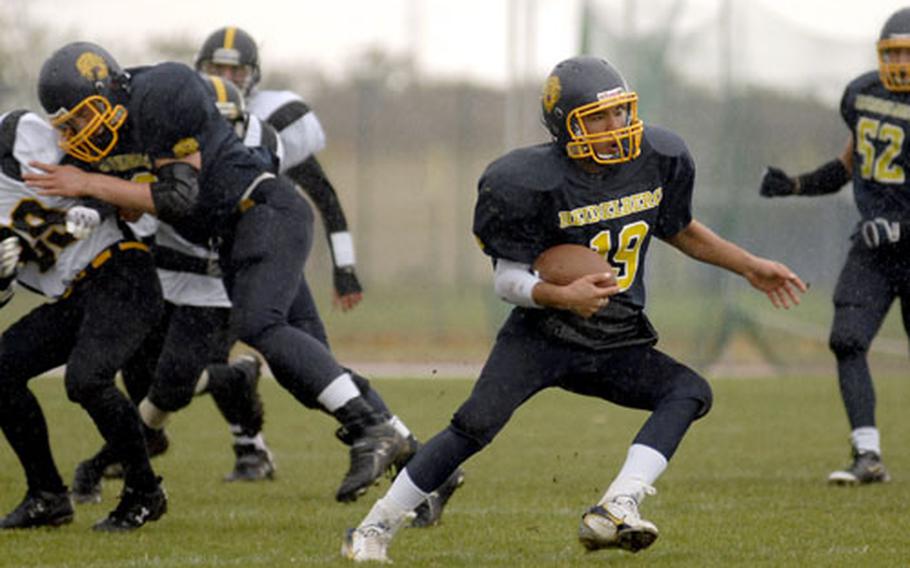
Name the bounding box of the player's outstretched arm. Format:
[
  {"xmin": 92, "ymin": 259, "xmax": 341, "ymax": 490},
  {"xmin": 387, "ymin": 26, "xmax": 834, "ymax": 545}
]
[
  {"xmin": 286, "ymin": 156, "xmax": 363, "ymax": 311},
  {"xmin": 24, "ymin": 162, "xmax": 155, "ymax": 212},
  {"xmin": 759, "ymin": 137, "xmax": 853, "ymax": 198},
  {"xmin": 665, "ymin": 220, "xmax": 807, "ymax": 309}
]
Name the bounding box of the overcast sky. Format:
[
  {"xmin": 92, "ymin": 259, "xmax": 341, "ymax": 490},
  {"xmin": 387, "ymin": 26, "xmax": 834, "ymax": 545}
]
[{"xmin": 20, "ymin": 0, "xmax": 910, "ymax": 88}]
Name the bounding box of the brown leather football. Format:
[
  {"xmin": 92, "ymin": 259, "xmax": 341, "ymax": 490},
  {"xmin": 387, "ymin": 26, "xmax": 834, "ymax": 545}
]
[{"xmin": 532, "ymin": 243, "xmax": 613, "ymax": 286}]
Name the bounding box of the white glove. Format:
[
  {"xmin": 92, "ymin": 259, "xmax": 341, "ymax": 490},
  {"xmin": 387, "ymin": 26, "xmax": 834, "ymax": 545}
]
[
  {"xmin": 0, "ymin": 236, "xmax": 22, "ymax": 278},
  {"xmin": 66, "ymin": 206, "xmax": 102, "ymax": 240}
]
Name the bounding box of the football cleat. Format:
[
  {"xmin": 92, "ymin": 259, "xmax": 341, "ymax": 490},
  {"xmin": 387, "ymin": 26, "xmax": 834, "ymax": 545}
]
[
  {"xmin": 341, "ymin": 512, "xmax": 414, "ymax": 563},
  {"xmin": 578, "ymin": 496, "xmax": 659, "ymax": 553},
  {"xmin": 92, "ymin": 479, "xmax": 167, "ymax": 532},
  {"xmin": 411, "ymin": 468, "xmax": 465, "ymax": 528},
  {"xmin": 388, "ymin": 434, "xmax": 420, "ymax": 479},
  {"xmin": 224, "ymin": 443, "xmax": 276, "ymax": 482},
  {"xmin": 0, "ymin": 490, "xmax": 74, "ymax": 529},
  {"xmin": 72, "ymin": 459, "xmax": 104, "ymax": 504},
  {"xmin": 828, "ymin": 449, "xmax": 891, "ymax": 486},
  {"xmin": 335, "ymin": 423, "xmax": 407, "ymax": 503}
]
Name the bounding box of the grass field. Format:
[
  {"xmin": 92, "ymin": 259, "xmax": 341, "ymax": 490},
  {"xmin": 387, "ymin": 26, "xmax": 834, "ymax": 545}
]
[{"xmin": 1, "ymin": 373, "xmax": 908, "ymax": 567}]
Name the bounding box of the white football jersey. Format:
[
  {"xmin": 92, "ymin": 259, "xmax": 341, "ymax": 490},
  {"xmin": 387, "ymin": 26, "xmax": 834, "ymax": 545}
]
[
  {"xmin": 246, "ymin": 89, "xmax": 325, "ymax": 172},
  {"xmin": 0, "ymin": 112, "xmax": 123, "ymax": 298}
]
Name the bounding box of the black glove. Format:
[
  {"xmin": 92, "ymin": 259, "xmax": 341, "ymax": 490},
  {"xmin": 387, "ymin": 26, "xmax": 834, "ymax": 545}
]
[
  {"xmin": 759, "ymin": 167, "xmax": 797, "ymax": 197},
  {"xmin": 333, "ymin": 266, "xmax": 363, "ymax": 296},
  {"xmin": 860, "ymin": 218, "xmax": 901, "ymax": 249}
]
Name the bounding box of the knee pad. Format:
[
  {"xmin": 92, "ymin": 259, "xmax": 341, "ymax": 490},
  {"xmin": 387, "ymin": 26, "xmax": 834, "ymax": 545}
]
[
  {"xmin": 672, "ymin": 373, "xmax": 714, "ymax": 420},
  {"xmin": 829, "ymin": 329, "xmax": 868, "ymax": 360}
]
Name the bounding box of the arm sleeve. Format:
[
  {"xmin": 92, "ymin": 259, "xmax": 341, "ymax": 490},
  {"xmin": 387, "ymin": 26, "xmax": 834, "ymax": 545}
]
[
  {"xmin": 284, "ymin": 156, "xmax": 348, "ymax": 233},
  {"xmin": 493, "ymin": 259, "xmax": 541, "ymax": 308},
  {"xmin": 795, "ymin": 159, "xmax": 850, "ymax": 196}
]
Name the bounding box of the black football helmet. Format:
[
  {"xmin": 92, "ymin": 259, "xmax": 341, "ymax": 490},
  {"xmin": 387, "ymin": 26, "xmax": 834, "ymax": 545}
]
[
  {"xmin": 37, "ymin": 41, "xmax": 129, "ymax": 163},
  {"xmin": 878, "ymin": 8, "xmax": 910, "ymax": 92},
  {"xmin": 541, "ymin": 55, "xmax": 642, "ymax": 165},
  {"xmin": 200, "ymin": 73, "xmax": 248, "ymax": 138},
  {"xmin": 194, "ymin": 26, "xmax": 260, "ymax": 95}
]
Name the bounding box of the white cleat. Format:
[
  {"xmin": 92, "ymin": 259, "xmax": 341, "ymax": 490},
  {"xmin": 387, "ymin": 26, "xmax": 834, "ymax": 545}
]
[
  {"xmin": 341, "ymin": 512, "xmax": 414, "ymax": 563},
  {"xmin": 578, "ymin": 496, "xmax": 659, "ymax": 553}
]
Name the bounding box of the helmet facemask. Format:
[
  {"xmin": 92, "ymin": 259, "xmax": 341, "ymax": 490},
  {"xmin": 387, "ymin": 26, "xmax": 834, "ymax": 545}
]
[
  {"xmin": 878, "ymin": 37, "xmax": 910, "ymax": 92},
  {"xmin": 198, "ymin": 59, "xmax": 258, "ymax": 95},
  {"xmin": 49, "ymin": 95, "xmax": 127, "ymax": 163},
  {"xmin": 564, "ymin": 92, "xmax": 643, "ymax": 165}
]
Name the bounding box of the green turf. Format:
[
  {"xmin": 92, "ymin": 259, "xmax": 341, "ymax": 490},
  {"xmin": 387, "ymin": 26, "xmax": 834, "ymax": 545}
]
[{"xmin": 1, "ymin": 374, "xmax": 908, "ymax": 566}]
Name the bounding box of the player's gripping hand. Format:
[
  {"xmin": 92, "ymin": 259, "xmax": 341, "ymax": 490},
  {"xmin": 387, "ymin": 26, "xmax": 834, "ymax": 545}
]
[
  {"xmin": 559, "ymin": 272, "xmax": 620, "ymax": 319},
  {"xmin": 860, "ymin": 217, "xmax": 901, "ymax": 249},
  {"xmin": 66, "ymin": 205, "xmax": 101, "ymax": 240},
  {"xmin": 333, "ymin": 266, "xmax": 363, "ymax": 312},
  {"xmin": 0, "ymin": 236, "xmax": 22, "ymax": 278},
  {"xmin": 759, "ymin": 167, "xmax": 796, "ymax": 197}
]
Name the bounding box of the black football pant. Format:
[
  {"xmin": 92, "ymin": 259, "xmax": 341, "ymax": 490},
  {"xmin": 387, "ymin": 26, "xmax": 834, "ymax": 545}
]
[
  {"xmin": 404, "ymin": 310, "xmax": 713, "ymax": 494},
  {"xmin": 121, "ymin": 301, "xmax": 232, "ymax": 412},
  {"xmin": 285, "ymin": 276, "xmax": 390, "ymax": 417},
  {"xmin": 828, "ymin": 238, "xmax": 910, "ymax": 430},
  {"xmin": 0, "ymin": 247, "xmax": 163, "ymax": 494},
  {"xmin": 220, "ymin": 178, "xmax": 371, "ymax": 412}
]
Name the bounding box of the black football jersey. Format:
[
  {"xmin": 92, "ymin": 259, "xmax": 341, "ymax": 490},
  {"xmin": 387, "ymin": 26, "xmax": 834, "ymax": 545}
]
[
  {"xmin": 90, "ymin": 62, "xmax": 271, "ymax": 245},
  {"xmin": 473, "ymin": 125, "xmax": 695, "ymax": 349},
  {"xmin": 841, "ymin": 71, "xmax": 910, "ymax": 223}
]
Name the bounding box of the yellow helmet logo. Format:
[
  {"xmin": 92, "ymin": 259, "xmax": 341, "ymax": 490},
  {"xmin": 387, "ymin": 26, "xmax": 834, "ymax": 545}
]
[
  {"xmin": 542, "ymin": 75, "xmax": 561, "ymax": 113},
  {"xmin": 75, "ymin": 52, "xmax": 109, "ymax": 81},
  {"xmin": 173, "ymin": 137, "xmax": 200, "ymax": 159}
]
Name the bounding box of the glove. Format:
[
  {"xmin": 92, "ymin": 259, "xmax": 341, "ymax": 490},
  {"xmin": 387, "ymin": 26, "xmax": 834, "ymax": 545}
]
[
  {"xmin": 860, "ymin": 218, "xmax": 901, "ymax": 249},
  {"xmin": 66, "ymin": 205, "xmax": 102, "ymax": 240},
  {"xmin": 0, "ymin": 236, "xmax": 22, "ymax": 278},
  {"xmin": 333, "ymin": 265, "xmax": 363, "ymax": 296},
  {"xmin": 759, "ymin": 167, "xmax": 797, "ymax": 197}
]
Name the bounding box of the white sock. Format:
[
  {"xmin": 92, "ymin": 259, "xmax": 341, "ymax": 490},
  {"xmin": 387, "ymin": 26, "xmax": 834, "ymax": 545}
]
[
  {"xmin": 194, "ymin": 369, "xmax": 210, "ymax": 394},
  {"xmin": 316, "ymin": 373, "xmax": 360, "ymax": 412},
  {"xmin": 851, "ymin": 427, "xmax": 881, "ymax": 455},
  {"xmin": 230, "ymin": 428, "xmax": 268, "ymax": 451},
  {"xmin": 388, "ymin": 415, "xmax": 413, "ymax": 439},
  {"xmin": 602, "ymin": 444, "xmax": 668, "ymax": 504},
  {"xmin": 361, "ymin": 470, "xmax": 426, "ymax": 528},
  {"xmin": 138, "ymin": 398, "xmax": 170, "ymax": 430}
]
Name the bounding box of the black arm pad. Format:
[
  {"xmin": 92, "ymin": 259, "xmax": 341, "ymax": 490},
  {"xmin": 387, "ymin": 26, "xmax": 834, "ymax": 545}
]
[
  {"xmin": 285, "ymin": 156, "xmax": 348, "ymax": 233},
  {"xmin": 150, "ymin": 161, "xmax": 200, "ymax": 224},
  {"xmin": 796, "ymin": 159, "xmax": 850, "ymax": 196}
]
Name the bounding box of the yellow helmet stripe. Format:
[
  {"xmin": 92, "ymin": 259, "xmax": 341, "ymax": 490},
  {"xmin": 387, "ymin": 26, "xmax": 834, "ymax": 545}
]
[
  {"xmin": 210, "ymin": 76, "xmax": 228, "ymax": 103},
  {"xmin": 224, "ymin": 27, "xmax": 236, "ymax": 49}
]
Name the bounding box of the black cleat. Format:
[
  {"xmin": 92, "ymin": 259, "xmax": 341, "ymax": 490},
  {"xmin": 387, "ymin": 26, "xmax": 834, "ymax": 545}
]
[
  {"xmin": 412, "ymin": 468, "xmax": 465, "ymax": 528},
  {"xmin": 0, "ymin": 490, "xmax": 74, "ymax": 529},
  {"xmin": 335, "ymin": 423, "xmax": 406, "ymax": 503},
  {"xmin": 828, "ymin": 449, "xmax": 892, "ymax": 485},
  {"xmin": 224, "ymin": 443, "xmax": 276, "ymax": 482},
  {"xmin": 72, "ymin": 460, "xmax": 104, "ymax": 504},
  {"xmin": 92, "ymin": 479, "xmax": 167, "ymax": 532}
]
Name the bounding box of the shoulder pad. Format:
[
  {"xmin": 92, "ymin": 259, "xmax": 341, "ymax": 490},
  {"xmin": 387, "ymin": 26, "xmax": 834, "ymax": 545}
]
[
  {"xmin": 641, "ymin": 125, "xmax": 689, "ymax": 159},
  {"xmin": 481, "ymin": 144, "xmax": 566, "ymax": 194},
  {"xmin": 0, "ymin": 111, "xmax": 62, "ymax": 180},
  {"xmin": 247, "ymin": 90, "xmax": 308, "ymax": 125}
]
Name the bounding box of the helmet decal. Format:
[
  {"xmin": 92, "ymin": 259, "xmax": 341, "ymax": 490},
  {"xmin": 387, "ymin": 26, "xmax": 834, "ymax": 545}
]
[
  {"xmin": 75, "ymin": 52, "xmax": 109, "ymax": 82},
  {"xmin": 542, "ymin": 76, "xmax": 561, "ymax": 113}
]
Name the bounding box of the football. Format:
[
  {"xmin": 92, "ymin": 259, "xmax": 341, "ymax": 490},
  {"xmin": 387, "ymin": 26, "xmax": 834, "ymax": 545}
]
[{"xmin": 532, "ymin": 243, "xmax": 613, "ymax": 285}]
